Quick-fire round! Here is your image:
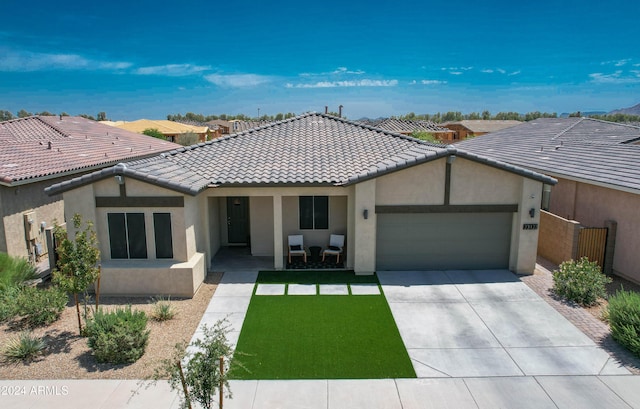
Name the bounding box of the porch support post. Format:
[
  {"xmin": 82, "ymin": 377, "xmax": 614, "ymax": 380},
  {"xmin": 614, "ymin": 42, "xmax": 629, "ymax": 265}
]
[
  {"xmin": 273, "ymin": 194, "xmax": 284, "ymax": 269},
  {"xmin": 354, "ymin": 179, "xmax": 376, "ymax": 275},
  {"xmin": 510, "ymin": 178, "xmax": 543, "ymax": 274}
]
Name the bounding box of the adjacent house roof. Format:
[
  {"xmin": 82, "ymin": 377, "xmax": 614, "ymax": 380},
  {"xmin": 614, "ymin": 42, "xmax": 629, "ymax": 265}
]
[
  {"xmin": 440, "ymin": 120, "xmax": 522, "ymax": 133},
  {"xmin": 46, "ymin": 113, "xmax": 555, "ymax": 197},
  {"xmin": 457, "ymin": 117, "xmax": 640, "ymax": 193},
  {"xmin": 373, "ymin": 118, "xmax": 451, "ymax": 134},
  {"xmin": 102, "ymin": 119, "xmax": 208, "ymax": 135},
  {"xmin": 0, "ymin": 116, "xmax": 180, "ymax": 186}
]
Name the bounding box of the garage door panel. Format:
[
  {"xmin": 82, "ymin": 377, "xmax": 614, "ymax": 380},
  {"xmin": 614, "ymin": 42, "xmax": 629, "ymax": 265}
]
[{"xmin": 376, "ymin": 213, "xmax": 512, "ymax": 270}]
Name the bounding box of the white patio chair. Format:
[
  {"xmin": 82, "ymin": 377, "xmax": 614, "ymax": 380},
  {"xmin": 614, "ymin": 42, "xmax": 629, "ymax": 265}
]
[
  {"xmin": 288, "ymin": 234, "xmax": 307, "ymax": 264},
  {"xmin": 322, "ymin": 234, "xmax": 345, "ymax": 263}
]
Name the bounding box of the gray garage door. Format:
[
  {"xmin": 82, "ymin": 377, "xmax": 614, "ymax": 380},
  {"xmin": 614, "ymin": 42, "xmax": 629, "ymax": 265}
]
[{"xmin": 376, "ymin": 212, "xmax": 512, "ymax": 270}]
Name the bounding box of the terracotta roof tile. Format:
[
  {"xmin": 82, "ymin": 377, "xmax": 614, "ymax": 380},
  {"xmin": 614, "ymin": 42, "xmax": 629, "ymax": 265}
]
[{"xmin": 0, "ymin": 116, "xmax": 180, "ymax": 185}]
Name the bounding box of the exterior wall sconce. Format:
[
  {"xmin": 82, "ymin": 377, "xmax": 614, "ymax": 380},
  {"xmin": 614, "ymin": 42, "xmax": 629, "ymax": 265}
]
[
  {"xmin": 529, "ymin": 208, "xmax": 535, "ymax": 218},
  {"xmin": 115, "ymin": 175, "xmax": 125, "ymax": 185},
  {"xmin": 363, "ymin": 209, "xmax": 369, "ymax": 219}
]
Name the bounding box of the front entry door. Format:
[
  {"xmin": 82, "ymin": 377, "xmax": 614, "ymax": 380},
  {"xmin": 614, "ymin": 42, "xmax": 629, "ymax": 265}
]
[{"xmin": 227, "ymin": 197, "xmax": 249, "ymax": 245}]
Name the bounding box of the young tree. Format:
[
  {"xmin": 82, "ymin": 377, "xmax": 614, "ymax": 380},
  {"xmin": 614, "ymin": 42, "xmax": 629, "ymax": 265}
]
[
  {"xmin": 97, "ymin": 112, "xmax": 107, "ymax": 121},
  {"xmin": 53, "ymin": 214, "xmax": 100, "ymax": 335},
  {"xmin": 17, "ymin": 109, "xmax": 32, "ymax": 118},
  {"xmin": 150, "ymin": 320, "xmax": 237, "ymax": 409},
  {"xmin": 0, "ymin": 110, "xmax": 15, "ymax": 121}
]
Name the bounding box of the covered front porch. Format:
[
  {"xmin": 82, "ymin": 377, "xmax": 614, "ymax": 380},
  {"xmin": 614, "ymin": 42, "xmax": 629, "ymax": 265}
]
[{"xmin": 205, "ymin": 183, "xmax": 376, "ymax": 273}]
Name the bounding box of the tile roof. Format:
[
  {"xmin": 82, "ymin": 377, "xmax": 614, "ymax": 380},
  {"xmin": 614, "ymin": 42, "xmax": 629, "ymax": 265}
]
[
  {"xmin": 373, "ymin": 118, "xmax": 451, "ymax": 134},
  {"xmin": 46, "ymin": 113, "xmax": 555, "ymax": 197},
  {"xmin": 0, "ymin": 116, "xmax": 180, "ymax": 186},
  {"xmin": 457, "ymin": 117, "xmax": 640, "ymax": 193},
  {"xmin": 440, "ymin": 120, "xmax": 522, "ymax": 133}
]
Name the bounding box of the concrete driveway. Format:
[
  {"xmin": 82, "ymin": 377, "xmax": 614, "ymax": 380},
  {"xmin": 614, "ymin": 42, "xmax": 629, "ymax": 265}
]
[{"xmin": 378, "ymin": 270, "xmax": 629, "ymax": 378}]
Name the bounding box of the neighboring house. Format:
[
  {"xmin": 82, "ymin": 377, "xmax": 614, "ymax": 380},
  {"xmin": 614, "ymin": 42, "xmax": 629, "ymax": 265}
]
[
  {"xmin": 439, "ymin": 120, "xmax": 522, "ymax": 140},
  {"xmin": 103, "ymin": 119, "xmax": 211, "ymax": 143},
  {"xmin": 46, "ymin": 113, "xmax": 555, "ymax": 297},
  {"xmin": 204, "ymin": 119, "xmax": 274, "ymax": 135},
  {"xmin": 373, "ymin": 118, "xmax": 457, "ymax": 142},
  {"xmin": 0, "ymin": 115, "xmax": 180, "ymax": 264},
  {"xmin": 458, "ymin": 117, "xmax": 640, "ymax": 283}
]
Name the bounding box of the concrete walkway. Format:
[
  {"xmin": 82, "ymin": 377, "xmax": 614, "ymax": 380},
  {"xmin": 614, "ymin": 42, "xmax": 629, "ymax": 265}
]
[{"xmin": 4, "ymin": 264, "xmax": 640, "ymax": 408}]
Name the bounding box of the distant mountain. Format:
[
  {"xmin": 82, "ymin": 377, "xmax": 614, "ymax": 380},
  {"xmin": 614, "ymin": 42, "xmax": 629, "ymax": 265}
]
[{"xmin": 609, "ymin": 103, "xmax": 640, "ymax": 116}]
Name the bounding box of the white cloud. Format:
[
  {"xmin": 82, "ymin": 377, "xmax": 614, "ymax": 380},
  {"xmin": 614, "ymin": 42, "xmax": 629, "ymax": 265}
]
[
  {"xmin": 286, "ymin": 79, "xmax": 398, "ymax": 88},
  {"xmin": 589, "ymin": 70, "xmax": 640, "ymax": 84},
  {"xmin": 205, "ymin": 73, "xmax": 272, "ymax": 87},
  {"xmin": 421, "ymin": 79, "xmax": 447, "ymax": 85},
  {"xmin": 601, "ymin": 59, "xmax": 631, "ymax": 67},
  {"xmin": 481, "ymin": 69, "xmax": 494, "ymax": 73},
  {"xmin": 135, "ymin": 64, "xmax": 210, "ymax": 76},
  {"xmin": 496, "ymin": 68, "xmax": 506, "ymax": 74},
  {"xmin": 449, "ymin": 71, "xmax": 463, "ymax": 75},
  {"xmin": 508, "ymin": 70, "xmax": 521, "ymax": 76},
  {"xmin": 332, "ymin": 67, "xmax": 365, "ymax": 75},
  {"xmin": 0, "ymin": 48, "xmax": 132, "ymax": 72}
]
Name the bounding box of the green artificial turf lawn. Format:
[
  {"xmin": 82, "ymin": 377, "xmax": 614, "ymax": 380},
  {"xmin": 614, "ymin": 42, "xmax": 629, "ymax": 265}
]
[{"xmin": 230, "ymin": 272, "xmax": 416, "ymax": 380}]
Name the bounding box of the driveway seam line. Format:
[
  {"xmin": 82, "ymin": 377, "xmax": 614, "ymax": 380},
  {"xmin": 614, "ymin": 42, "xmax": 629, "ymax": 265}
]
[
  {"xmin": 596, "ymin": 376, "xmax": 636, "ymax": 409},
  {"xmin": 408, "ymin": 355, "xmax": 452, "ymax": 377},
  {"xmin": 533, "ymin": 376, "xmax": 561, "ymax": 409},
  {"xmin": 461, "ymin": 378, "xmax": 482, "ymax": 409}
]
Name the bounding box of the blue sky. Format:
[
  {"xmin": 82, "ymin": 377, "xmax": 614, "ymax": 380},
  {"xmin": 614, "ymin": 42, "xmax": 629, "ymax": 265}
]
[{"xmin": 1, "ymin": 0, "xmax": 639, "ymax": 119}]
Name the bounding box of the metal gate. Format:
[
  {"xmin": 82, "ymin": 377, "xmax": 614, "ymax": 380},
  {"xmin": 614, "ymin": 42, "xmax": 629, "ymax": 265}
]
[{"xmin": 577, "ymin": 227, "xmax": 608, "ymax": 269}]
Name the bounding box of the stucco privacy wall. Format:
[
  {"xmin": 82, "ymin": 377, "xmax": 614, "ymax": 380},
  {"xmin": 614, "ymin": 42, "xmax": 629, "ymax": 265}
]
[
  {"xmin": 537, "ymin": 210, "xmax": 580, "ymax": 266},
  {"xmin": 549, "ymin": 177, "xmax": 640, "ymax": 283}
]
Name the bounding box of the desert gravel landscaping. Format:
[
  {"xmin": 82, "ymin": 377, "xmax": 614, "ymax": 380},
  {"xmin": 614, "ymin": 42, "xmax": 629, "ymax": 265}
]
[{"xmin": 0, "ymin": 272, "xmax": 222, "ymax": 380}]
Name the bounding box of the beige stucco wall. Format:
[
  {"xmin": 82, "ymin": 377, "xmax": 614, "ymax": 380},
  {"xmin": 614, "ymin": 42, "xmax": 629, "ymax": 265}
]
[
  {"xmin": 537, "ymin": 210, "xmax": 581, "ymax": 266},
  {"xmin": 509, "ymin": 177, "xmax": 544, "ymax": 273},
  {"xmin": 249, "ymin": 196, "xmax": 274, "ymax": 256},
  {"xmin": 450, "ymin": 158, "xmax": 520, "ymax": 204},
  {"xmin": 61, "ymin": 176, "xmax": 205, "ymax": 297},
  {"xmin": 0, "ymin": 178, "xmax": 69, "ymax": 260},
  {"xmin": 353, "ymin": 179, "xmax": 376, "ymax": 274},
  {"xmin": 549, "ymin": 177, "xmax": 640, "ymax": 282},
  {"xmin": 375, "ymin": 159, "xmax": 445, "ymax": 205},
  {"xmin": 208, "ymin": 197, "xmax": 221, "ymax": 259}
]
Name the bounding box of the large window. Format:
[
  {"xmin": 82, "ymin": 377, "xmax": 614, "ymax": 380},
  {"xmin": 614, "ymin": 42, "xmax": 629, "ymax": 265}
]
[
  {"xmin": 153, "ymin": 213, "xmax": 173, "ymax": 259},
  {"xmin": 299, "ymin": 196, "xmax": 329, "ymax": 230},
  {"xmin": 108, "ymin": 213, "xmax": 147, "ymax": 259}
]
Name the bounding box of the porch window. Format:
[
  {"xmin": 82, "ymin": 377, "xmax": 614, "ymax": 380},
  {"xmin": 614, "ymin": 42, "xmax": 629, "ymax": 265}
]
[
  {"xmin": 153, "ymin": 213, "xmax": 173, "ymax": 259},
  {"xmin": 107, "ymin": 213, "xmax": 148, "ymax": 259},
  {"xmin": 299, "ymin": 196, "xmax": 329, "ymax": 230}
]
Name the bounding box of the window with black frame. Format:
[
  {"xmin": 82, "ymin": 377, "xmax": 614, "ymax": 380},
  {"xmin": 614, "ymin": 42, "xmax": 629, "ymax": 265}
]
[{"xmin": 299, "ymin": 196, "xmax": 328, "ymax": 230}]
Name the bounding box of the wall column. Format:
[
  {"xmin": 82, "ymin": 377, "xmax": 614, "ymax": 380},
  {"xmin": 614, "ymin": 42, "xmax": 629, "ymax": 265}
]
[
  {"xmin": 273, "ymin": 194, "xmax": 283, "ymax": 269},
  {"xmin": 354, "ymin": 180, "xmax": 376, "ymax": 275},
  {"xmin": 510, "ymin": 178, "xmax": 543, "ymax": 274}
]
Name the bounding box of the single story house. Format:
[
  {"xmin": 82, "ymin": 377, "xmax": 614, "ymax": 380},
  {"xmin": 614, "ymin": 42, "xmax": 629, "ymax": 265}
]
[
  {"xmin": 46, "ymin": 113, "xmax": 555, "ymax": 297},
  {"xmin": 439, "ymin": 120, "xmax": 522, "ymax": 141},
  {"xmin": 0, "ymin": 115, "xmax": 180, "ymax": 264},
  {"xmin": 373, "ymin": 118, "xmax": 457, "ymax": 142},
  {"xmin": 102, "ymin": 119, "xmax": 211, "ymax": 143},
  {"xmin": 458, "ymin": 117, "xmax": 640, "ymax": 283}
]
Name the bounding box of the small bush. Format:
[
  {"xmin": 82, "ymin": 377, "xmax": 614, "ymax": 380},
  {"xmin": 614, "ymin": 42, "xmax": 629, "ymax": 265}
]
[
  {"xmin": 86, "ymin": 306, "xmax": 149, "ymax": 364},
  {"xmin": 3, "ymin": 331, "xmax": 46, "ymax": 362},
  {"xmin": 0, "ymin": 286, "xmax": 20, "ymax": 322},
  {"xmin": 150, "ymin": 296, "xmax": 176, "ymax": 322},
  {"xmin": 15, "ymin": 286, "xmax": 68, "ymax": 327},
  {"xmin": 552, "ymin": 257, "xmax": 611, "ymax": 306},
  {"xmin": 608, "ymin": 289, "xmax": 640, "ymax": 356},
  {"xmin": 0, "ymin": 252, "xmax": 38, "ymax": 291}
]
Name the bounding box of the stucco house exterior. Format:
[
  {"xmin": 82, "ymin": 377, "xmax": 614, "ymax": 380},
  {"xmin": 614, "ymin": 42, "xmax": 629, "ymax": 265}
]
[
  {"xmin": 458, "ymin": 117, "xmax": 640, "ymax": 283},
  {"xmin": 46, "ymin": 113, "xmax": 555, "ymax": 297},
  {"xmin": 439, "ymin": 120, "xmax": 522, "ymax": 141},
  {"xmin": 0, "ymin": 115, "xmax": 180, "ymax": 264}
]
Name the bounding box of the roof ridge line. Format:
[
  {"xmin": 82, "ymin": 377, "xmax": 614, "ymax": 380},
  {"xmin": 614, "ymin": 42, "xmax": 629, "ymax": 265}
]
[
  {"xmin": 582, "ymin": 116, "xmax": 640, "ymax": 130},
  {"xmin": 552, "ymin": 117, "xmax": 584, "ymax": 140},
  {"xmin": 34, "ymin": 116, "xmax": 69, "ymax": 139}
]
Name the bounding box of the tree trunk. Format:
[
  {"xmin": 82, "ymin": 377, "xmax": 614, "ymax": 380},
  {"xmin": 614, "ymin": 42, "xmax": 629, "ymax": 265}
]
[{"xmin": 74, "ymin": 293, "xmax": 82, "ymax": 335}]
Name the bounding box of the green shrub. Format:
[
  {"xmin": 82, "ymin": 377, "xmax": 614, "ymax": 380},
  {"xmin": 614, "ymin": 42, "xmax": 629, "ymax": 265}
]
[
  {"xmin": 608, "ymin": 289, "xmax": 640, "ymax": 356},
  {"xmin": 150, "ymin": 296, "xmax": 176, "ymax": 322},
  {"xmin": 2, "ymin": 331, "xmax": 46, "ymax": 362},
  {"xmin": 552, "ymin": 257, "xmax": 611, "ymax": 306},
  {"xmin": 0, "ymin": 286, "xmax": 20, "ymax": 322},
  {"xmin": 0, "ymin": 252, "xmax": 38, "ymax": 291},
  {"xmin": 86, "ymin": 306, "xmax": 150, "ymax": 364},
  {"xmin": 15, "ymin": 286, "xmax": 68, "ymax": 327}
]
